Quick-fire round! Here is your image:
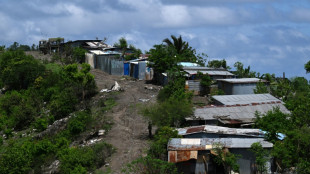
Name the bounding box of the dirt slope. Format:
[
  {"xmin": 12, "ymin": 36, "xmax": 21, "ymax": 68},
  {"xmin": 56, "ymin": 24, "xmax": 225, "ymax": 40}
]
[{"xmin": 91, "ymin": 69, "xmax": 159, "ymax": 173}]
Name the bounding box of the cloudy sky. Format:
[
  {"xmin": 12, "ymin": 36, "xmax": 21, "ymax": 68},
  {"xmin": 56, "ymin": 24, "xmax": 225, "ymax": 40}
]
[{"xmin": 1, "ymin": 0, "xmax": 310, "ymax": 78}]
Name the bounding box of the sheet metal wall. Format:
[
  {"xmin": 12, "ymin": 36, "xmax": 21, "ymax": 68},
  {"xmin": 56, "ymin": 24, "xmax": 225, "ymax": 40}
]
[
  {"xmin": 138, "ymin": 62, "xmax": 146, "ymax": 80},
  {"xmin": 218, "ymin": 81, "xmax": 257, "ymax": 95},
  {"xmin": 95, "ymin": 54, "xmax": 124, "ymax": 76},
  {"xmin": 186, "ymin": 80, "xmax": 203, "ymax": 95},
  {"xmin": 85, "ymin": 53, "xmax": 95, "ymax": 68}
]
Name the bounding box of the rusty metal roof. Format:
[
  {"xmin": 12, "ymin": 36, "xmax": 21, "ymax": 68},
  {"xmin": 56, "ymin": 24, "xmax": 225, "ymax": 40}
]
[
  {"xmin": 177, "ymin": 125, "xmax": 264, "ymax": 137},
  {"xmin": 212, "ymin": 93, "xmax": 282, "ymax": 105},
  {"xmin": 189, "ymin": 103, "xmax": 290, "ymax": 123},
  {"xmin": 168, "ymin": 138, "xmax": 273, "ymax": 150}
]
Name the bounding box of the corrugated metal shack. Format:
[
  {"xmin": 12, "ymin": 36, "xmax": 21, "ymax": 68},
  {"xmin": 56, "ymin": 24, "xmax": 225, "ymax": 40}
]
[
  {"xmin": 168, "ymin": 138, "xmax": 273, "ymax": 174},
  {"xmin": 183, "ymin": 66, "xmax": 235, "ymax": 81},
  {"xmin": 212, "ymin": 93, "xmax": 282, "ymax": 105},
  {"xmin": 177, "ymin": 125, "xmax": 265, "ymax": 139},
  {"xmin": 217, "ymin": 78, "xmax": 267, "ymax": 95},
  {"xmin": 182, "ymin": 66, "xmax": 234, "ymax": 95},
  {"xmin": 126, "ymin": 59, "xmax": 154, "ymax": 80},
  {"xmin": 95, "ymin": 54, "xmax": 124, "ymax": 76},
  {"xmin": 188, "ymin": 102, "xmax": 290, "ymax": 127}
]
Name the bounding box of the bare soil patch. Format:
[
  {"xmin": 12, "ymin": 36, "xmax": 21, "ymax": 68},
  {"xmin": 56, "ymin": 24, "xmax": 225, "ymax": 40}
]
[{"xmin": 90, "ymin": 69, "xmax": 160, "ymax": 173}]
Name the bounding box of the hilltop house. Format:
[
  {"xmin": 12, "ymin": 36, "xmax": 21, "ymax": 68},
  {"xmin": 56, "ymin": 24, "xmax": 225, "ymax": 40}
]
[{"xmin": 217, "ymin": 78, "xmax": 267, "ymax": 95}]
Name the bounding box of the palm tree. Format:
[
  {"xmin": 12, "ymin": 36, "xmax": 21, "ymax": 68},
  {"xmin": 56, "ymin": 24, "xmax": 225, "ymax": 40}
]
[
  {"xmin": 114, "ymin": 37, "xmax": 128, "ymax": 58},
  {"xmin": 163, "ymin": 35, "xmax": 189, "ymax": 54}
]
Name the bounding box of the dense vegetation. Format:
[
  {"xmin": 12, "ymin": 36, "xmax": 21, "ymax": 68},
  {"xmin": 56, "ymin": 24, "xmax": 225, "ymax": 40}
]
[
  {"xmin": 0, "ymin": 47, "xmax": 114, "ymax": 173},
  {"xmin": 253, "ymin": 69, "xmax": 310, "ymax": 173}
]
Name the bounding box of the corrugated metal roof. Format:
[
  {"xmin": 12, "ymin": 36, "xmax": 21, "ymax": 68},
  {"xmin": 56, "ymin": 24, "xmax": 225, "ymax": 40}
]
[
  {"xmin": 90, "ymin": 50, "xmax": 105, "ymax": 55},
  {"xmin": 190, "ymin": 103, "xmax": 290, "ymax": 122},
  {"xmin": 183, "ymin": 66, "xmax": 222, "ymax": 70},
  {"xmin": 177, "ymin": 125, "xmax": 264, "ymax": 137},
  {"xmin": 184, "ymin": 70, "xmax": 234, "ymax": 76},
  {"xmin": 212, "ymin": 93, "xmax": 282, "ymax": 105},
  {"xmin": 217, "ymin": 78, "xmax": 266, "ymax": 83},
  {"xmin": 168, "ymin": 138, "xmax": 273, "ymax": 150},
  {"xmin": 178, "ymin": 62, "xmax": 201, "ymax": 67}
]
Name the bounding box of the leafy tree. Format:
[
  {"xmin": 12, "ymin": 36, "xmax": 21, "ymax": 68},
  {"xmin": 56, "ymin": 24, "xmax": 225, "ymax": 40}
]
[
  {"xmin": 269, "ymin": 78, "xmax": 291, "ymax": 100},
  {"xmin": 233, "ymin": 61, "xmax": 256, "ymax": 78},
  {"xmin": 0, "ymin": 50, "xmax": 45, "ymax": 90},
  {"xmin": 207, "ymin": 59, "xmax": 230, "ymax": 69},
  {"xmin": 0, "ymin": 45, "xmax": 5, "ymax": 51},
  {"xmin": 31, "ymin": 44, "xmax": 36, "ymax": 51},
  {"xmin": 250, "ymin": 142, "xmax": 269, "ymax": 174},
  {"xmin": 291, "ymin": 77, "xmax": 309, "ymax": 93},
  {"xmin": 163, "ymin": 35, "xmax": 189, "ymax": 55},
  {"xmin": 58, "ymin": 147, "xmax": 95, "ymax": 173},
  {"xmin": 254, "ymin": 81, "xmax": 269, "ymax": 94},
  {"xmin": 0, "ymin": 90, "xmax": 39, "ymax": 130},
  {"xmin": 254, "ymin": 107, "xmax": 291, "ymax": 143},
  {"xmin": 148, "ymin": 44, "xmax": 178, "ymax": 73},
  {"xmin": 62, "ymin": 63, "xmax": 97, "ymax": 100},
  {"xmin": 51, "ymin": 46, "xmax": 87, "ymax": 65},
  {"xmin": 122, "ymin": 156, "xmax": 178, "ymax": 174},
  {"xmin": 148, "ymin": 127, "xmax": 181, "ymax": 160},
  {"xmin": 197, "ymin": 72, "xmax": 212, "ymax": 95},
  {"xmin": 143, "ymin": 96, "xmax": 192, "ymax": 128},
  {"xmin": 67, "ymin": 111, "xmax": 91, "ymax": 135},
  {"xmin": 149, "ymin": 35, "xmax": 203, "ymax": 73},
  {"xmin": 114, "ymin": 37, "xmax": 128, "ymax": 58},
  {"xmin": 212, "ymin": 143, "xmax": 239, "ymax": 174},
  {"xmin": 304, "ymin": 60, "xmax": 310, "ymax": 73},
  {"xmin": 124, "ymin": 44, "xmax": 142, "ymax": 60},
  {"xmin": 0, "ymin": 140, "xmax": 34, "ymax": 174},
  {"xmin": 7, "ymin": 42, "xmax": 31, "ymax": 51}
]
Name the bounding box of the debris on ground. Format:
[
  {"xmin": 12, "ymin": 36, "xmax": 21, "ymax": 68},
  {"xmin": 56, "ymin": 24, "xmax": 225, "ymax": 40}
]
[
  {"xmin": 111, "ymin": 81, "xmax": 121, "ymax": 91},
  {"xmin": 139, "ymin": 99, "xmax": 150, "ymax": 102},
  {"xmin": 98, "ymin": 130, "xmax": 105, "ymax": 136},
  {"xmin": 100, "ymin": 89, "xmax": 111, "ymax": 93}
]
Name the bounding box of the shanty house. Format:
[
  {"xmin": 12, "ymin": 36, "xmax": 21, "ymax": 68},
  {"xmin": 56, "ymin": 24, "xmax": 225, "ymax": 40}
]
[
  {"xmin": 212, "ymin": 93, "xmax": 282, "ymax": 106},
  {"xmin": 168, "ymin": 138, "xmax": 273, "ymax": 174},
  {"xmin": 177, "ymin": 125, "xmax": 265, "ymax": 139},
  {"xmin": 188, "ymin": 102, "xmax": 290, "ymax": 127},
  {"xmin": 217, "ymin": 78, "xmax": 267, "ymax": 95},
  {"xmin": 180, "ymin": 64, "xmax": 234, "ymax": 95},
  {"xmin": 125, "ymin": 58, "xmax": 153, "ymax": 80},
  {"xmin": 182, "ymin": 66, "xmax": 235, "ymax": 81}
]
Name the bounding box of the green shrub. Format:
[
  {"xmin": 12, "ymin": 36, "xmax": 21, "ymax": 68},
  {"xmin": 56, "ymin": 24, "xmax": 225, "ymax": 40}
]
[
  {"xmin": 49, "ymin": 89, "xmax": 78, "ymax": 120},
  {"xmin": 0, "ymin": 140, "xmax": 34, "ymax": 174},
  {"xmin": 122, "ymin": 156, "xmax": 178, "ymax": 174},
  {"xmin": 67, "ymin": 111, "xmax": 91, "ymax": 135},
  {"xmin": 58, "ymin": 147, "xmax": 95, "ymax": 173},
  {"xmin": 33, "ymin": 118, "xmax": 48, "ymax": 132},
  {"xmin": 148, "ymin": 127, "xmax": 181, "ymax": 160},
  {"xmin": 143, "ymin": 97, "xmax": 192, "ymax": 127}
]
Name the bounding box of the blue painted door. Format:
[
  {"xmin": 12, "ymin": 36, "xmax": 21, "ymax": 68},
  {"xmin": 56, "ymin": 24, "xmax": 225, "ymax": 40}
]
[{"xmin": 124, "ymin": 63, "xmax": 129, "ymax": 75}]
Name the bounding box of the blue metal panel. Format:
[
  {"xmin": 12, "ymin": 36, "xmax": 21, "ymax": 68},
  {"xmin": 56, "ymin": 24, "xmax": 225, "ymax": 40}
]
[
  {"xmin": 124, "ymin": 63, "xmax": 130, "ymax": 76},
  {"xmin": 133, "ymin": 64, "xmax": 139, "ymax": 79}
]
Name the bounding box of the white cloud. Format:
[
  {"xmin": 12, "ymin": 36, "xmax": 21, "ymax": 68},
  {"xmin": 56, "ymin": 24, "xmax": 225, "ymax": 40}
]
[
  {"xmin": 192, "ymin": 7, "xmax": 238, "ymax": 25},
  {"xmin": 160, "ymin": 5, "xmax": 191, "ymax": 27}
]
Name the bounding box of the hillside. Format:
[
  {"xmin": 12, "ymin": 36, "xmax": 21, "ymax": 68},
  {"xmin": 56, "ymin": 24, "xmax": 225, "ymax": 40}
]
[{"xmin": 90, "ymin": 69, "xmax": 160, "ymax": 173}]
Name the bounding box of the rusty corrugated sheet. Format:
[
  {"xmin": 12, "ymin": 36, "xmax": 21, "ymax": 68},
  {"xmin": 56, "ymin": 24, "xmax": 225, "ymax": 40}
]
[
  {"xmin": 186, "ymin": 126, "xmax": 205, "ymax": 134},
  {"xmin": 168, "ymin": 151, "xmax": 198, "ymax": 163}
]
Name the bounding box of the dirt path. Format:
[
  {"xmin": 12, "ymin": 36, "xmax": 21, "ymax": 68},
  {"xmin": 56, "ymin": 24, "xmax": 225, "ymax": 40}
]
[{"xmin": 91, "ymin": 69, "xmax": 159, "ymax": 173}]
